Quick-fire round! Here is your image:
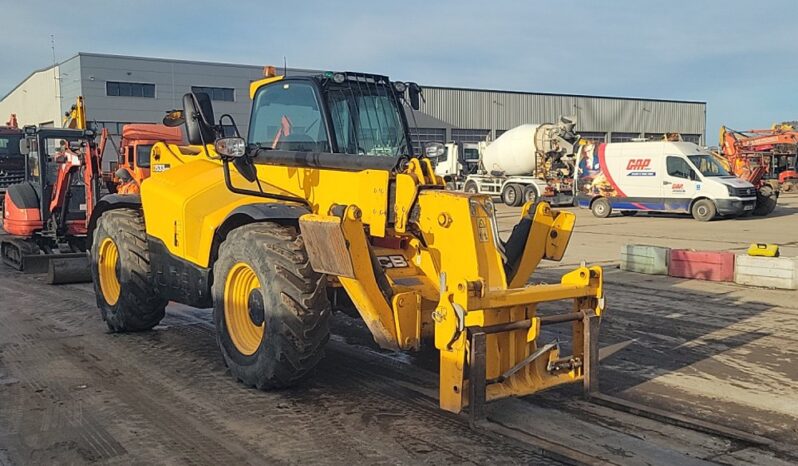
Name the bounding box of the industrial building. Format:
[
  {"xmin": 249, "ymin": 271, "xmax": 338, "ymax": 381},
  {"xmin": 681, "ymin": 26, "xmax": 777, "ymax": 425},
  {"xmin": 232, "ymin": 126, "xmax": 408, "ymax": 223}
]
[{"xmin": 0, "ymin": 52, "xmax": 707, "ymax": 158}]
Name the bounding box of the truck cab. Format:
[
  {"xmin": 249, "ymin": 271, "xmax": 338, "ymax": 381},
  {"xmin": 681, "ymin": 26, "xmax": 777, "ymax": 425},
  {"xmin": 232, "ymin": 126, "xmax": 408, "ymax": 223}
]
[{"xmin": 576, "ymin": 141, "xmax": 757, "ymax": 221}]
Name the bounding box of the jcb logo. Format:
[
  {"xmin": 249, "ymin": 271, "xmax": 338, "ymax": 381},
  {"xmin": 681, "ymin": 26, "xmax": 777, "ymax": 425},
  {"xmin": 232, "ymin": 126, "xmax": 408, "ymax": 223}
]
[
  {"xmin": 626, "ymin": 159, "xmax": 651, "ymax": 170},
  {"xmin": 377, "ymin": 255, "xmax": 409, "ymax": 268}
]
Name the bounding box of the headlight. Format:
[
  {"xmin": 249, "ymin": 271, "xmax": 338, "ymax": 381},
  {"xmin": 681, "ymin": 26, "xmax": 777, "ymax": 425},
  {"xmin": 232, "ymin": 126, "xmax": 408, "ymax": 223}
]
[
  {"xmin": 726, "ymin": 184, "xmax": 734, "ymax": 196},
  {"xmin": 214, "ymin": 137, "xmax": 247, "ymax": 158},
  {"xmin": 393, "ymin": 81, "xmax": 407, "ymax": 93},
  {"xmin": 332, "ymin": 72, "xmax": 346, "ymax": 84}
]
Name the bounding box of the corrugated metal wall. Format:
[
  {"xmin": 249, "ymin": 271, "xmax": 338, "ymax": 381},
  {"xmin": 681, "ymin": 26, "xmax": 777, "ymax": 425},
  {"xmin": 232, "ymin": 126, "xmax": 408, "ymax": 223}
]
[{"xmin": 417, "ymin": 87, "xmax": 705, "ymax": 141}]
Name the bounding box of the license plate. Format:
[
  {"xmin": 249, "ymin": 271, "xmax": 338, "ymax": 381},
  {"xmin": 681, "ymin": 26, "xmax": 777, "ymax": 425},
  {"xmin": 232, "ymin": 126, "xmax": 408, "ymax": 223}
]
[{"xmin": 744, "ymin": 204, "xmax": 754, "ymax": 210}]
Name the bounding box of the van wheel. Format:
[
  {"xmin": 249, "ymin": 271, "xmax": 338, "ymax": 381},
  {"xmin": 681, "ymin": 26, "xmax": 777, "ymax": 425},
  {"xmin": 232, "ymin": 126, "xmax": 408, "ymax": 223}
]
[
  {"xmin": 691, "ymin": 199, "xmax": 716, "ymax": 221},
  {"xmin": 591, "ymin": 198, "xmax": 611, "ymax": 218},
  {"xmin": 522, "ymin": 185, "xmax": 538, "ymax": 205},
  {"xmin": 464, "ymin": 180, "xmax": 479, "ymax": 194},
  {"xmin": 502, "ymin": 183, "xmax": 523, "ymax": 207}
]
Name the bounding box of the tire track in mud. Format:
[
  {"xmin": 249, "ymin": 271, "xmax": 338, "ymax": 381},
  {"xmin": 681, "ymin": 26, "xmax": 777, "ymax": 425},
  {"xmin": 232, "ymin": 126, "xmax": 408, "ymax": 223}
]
[{"xmin": 0, "ymin": 269, "xmax": 560, "ymax": 465}]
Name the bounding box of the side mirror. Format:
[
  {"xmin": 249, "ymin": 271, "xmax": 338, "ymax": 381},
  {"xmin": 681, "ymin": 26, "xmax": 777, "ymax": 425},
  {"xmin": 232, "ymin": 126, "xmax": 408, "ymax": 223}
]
[
  {"xmin": 162, "ymin": 110, "xmax": 185, "ymax": 127},
  {"xmin": 19, "ymin": 139, "xmax": 30, "ymax": 155},
  {"xmin": 423, "ymin": 142, "xmax": 446, "ymax": 158},
  {"xmin": 408, "ymin": 83, "xmax": 422, "ymax": 111},
  {"xmin": 182, "ymin": 92, "xmax": 217, "ymax": 145}
]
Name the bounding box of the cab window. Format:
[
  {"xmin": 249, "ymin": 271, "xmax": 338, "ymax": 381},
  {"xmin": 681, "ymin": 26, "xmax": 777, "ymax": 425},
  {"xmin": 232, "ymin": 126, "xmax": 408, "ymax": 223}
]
[
  {"xmin": 248, "ymin": 81, "xmax": 330, "ymax": 153},
  {"xmin": 136, "ymin": 144, "xmax": 153, "ymax": 168},
  {"xmin": 666, "ymin": 156, "xmax": 697, "ymax": 180}
]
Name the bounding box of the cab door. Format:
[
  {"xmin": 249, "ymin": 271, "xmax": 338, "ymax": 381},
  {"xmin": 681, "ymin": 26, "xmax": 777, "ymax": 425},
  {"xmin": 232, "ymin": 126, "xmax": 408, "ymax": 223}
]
[{"xmin": 661, "ymin": 155, "xmax": 698, "ymax": 212}]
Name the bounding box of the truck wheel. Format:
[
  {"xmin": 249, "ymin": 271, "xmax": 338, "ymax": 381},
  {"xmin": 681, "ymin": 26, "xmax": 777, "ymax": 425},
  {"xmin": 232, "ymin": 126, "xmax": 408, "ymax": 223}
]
[
  {"xmin": 591, "ymin": 198, "xmax": 612, "ymax": 218},
  {"xmin": 464, "ymin": 180, "xmax": 478, "ymax": 194},
  {"xmin": 522, "ymin": 185, "xmax": 538, "ymax": 205},
  {"xmin": 91, "ymin": 208, "xmax": 167, "ymax": 332},
  {"xmin": 212, "ymin": 222, "xmax": 330, "ymax": 390},
  {"xmin": 782, "ymin": 182, "xmax": 793, "ymax": 192},
  {"xmin": 752, "ymin": 194, "xmax": 778, "ymax": 216},
  {"xmin": 691, "ymin": 199, "xmax": 717, "ymax": 221},
  {"xmin": 502, "ymin": 183, "xmax": 523, "ymax": 207}
]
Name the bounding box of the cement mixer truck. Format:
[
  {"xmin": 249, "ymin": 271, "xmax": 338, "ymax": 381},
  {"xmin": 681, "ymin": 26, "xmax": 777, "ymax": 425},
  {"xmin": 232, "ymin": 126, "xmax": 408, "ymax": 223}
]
[{"xmin": 433, "ymin": 117, "xmax": 580, "ymax": 206}]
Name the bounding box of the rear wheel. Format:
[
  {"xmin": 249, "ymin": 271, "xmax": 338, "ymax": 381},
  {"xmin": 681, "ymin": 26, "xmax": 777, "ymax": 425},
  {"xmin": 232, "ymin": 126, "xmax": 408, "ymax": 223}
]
[
  {"xmin": 463, "ymin": 180, "xmax": 479, "ymax": 194},
  {"xmin": 91, "ymin": 208, "xmax": 167, "ymax": 331},
  {"xmin": 591, "ymin": 198, "xmax": 612, "ymax": 218},
  {"xmin": 501, "ymin": 183, "xmax": 523, "ymax": 207},
  {"xmin": 213, "ymin": 222, "xmax": 330, "ymax": 389},
  {"xmin": 522, "ymin": 185, "xmax": 538, "ymax": 205},
  {"xmin": 691, "ymin": 199, "xmax": 717, "ymax": 221}
]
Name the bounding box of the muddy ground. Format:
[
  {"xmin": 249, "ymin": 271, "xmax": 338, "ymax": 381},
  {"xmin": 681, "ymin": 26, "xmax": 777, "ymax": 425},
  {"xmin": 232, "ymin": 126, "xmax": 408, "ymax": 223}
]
[{"xmin": 1, "ymin": 195, "xmax": 797, "ymax": 465}]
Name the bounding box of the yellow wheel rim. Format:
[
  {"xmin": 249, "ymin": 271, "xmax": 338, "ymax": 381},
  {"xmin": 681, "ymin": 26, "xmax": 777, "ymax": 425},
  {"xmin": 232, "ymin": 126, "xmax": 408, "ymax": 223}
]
[
  {"xmin": 224, "ymin": 262, "xmax": 265, "ymax": 356},
  {"xmin": 98, "ymin": 238, "xmax": 121, "ymax": 306}
]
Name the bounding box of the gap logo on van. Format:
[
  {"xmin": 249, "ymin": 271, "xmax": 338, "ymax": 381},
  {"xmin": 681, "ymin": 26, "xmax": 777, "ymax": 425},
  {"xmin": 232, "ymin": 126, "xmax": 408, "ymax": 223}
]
[{"xmin": 626, "ymin": 158, "xmax": 656, "ymax": 176}]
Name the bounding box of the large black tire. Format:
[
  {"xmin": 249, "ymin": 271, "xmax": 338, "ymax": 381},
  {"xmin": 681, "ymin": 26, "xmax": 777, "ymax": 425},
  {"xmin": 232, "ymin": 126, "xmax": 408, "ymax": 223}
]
[
  {"xmin": 463, "ymin": 180, "xmax": 479, "ymax": 194},
  {"xmin": 91, "ymin": 208, "xmax": 167, "ymax": 332},
  {"xmin": 691, "ymin": 198, "xmax": 717, "ymax": 221},
  {"xmin": 212, "ymin": 222, "xmax": 330, "ymax": 390},
  {"xmin": 752, "ymin": 194, "xmax": 778, "ymax": 216},
  {"xmin": 591, "ymin": 197, "xmax": 612, "ymax": 218},
  {"xmin": 501, "ymin": 183, "xmax": 523, "ymax": 207},
  {"xmin": 522, "ymin": 185, "xmax": 538, "ymax": 205}
]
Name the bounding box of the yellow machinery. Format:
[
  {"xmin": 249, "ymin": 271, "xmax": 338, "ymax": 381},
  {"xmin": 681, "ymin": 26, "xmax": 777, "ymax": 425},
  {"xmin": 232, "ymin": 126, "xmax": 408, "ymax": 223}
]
[{"xmin": 87, "ymin": 71, "xmax": 604, "ymax": 415}]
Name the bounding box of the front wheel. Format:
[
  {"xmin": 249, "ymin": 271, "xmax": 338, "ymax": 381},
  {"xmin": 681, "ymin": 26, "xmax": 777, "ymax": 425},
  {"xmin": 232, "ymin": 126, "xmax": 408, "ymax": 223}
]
[
  {"xmin": 752, "ymin": 194, "xmax": 777, "ymax": 216},
  {"xmin": 213, "ymin": 222, "xmax": 330, "ymax": 390},
  {"xmin": 591, "ymin": 198, "xmax": 612, "ymax": 218},
  {"xmin": 691, "ymin": 199, "xmax": 717, "ymax": 221},
  {"xmin": 463, "ymin": 180, "xmax": 479, "ymax": 194},
  {"xmin": 91, "ymin": 208, "xmax": 167, "ymax": 332}
]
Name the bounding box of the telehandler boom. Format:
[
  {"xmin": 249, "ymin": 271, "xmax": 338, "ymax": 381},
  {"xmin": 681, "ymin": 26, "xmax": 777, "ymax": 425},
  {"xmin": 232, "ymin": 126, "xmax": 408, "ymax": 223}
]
[{"xmin": 88, "ymin": 70, "xmax": 604, "ymax": 414}]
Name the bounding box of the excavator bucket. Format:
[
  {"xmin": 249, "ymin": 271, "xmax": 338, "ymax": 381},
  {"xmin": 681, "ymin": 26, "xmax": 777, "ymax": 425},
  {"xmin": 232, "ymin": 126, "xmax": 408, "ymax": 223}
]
[{"xmin": 1, "ymin": 238, "xmax": 90, "ymax": 283}]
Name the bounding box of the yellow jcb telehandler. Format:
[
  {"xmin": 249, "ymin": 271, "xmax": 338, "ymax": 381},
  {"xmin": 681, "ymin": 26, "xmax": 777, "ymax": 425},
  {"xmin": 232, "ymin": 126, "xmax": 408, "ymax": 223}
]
[{"xmin": 87, "ymin": 69, "xmax": 604, "ymax": 415}]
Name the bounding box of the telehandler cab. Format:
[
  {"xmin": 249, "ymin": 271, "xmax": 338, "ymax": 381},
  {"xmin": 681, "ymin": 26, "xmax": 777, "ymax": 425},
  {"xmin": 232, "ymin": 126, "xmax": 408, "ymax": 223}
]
[{"xmin": 88, "ymin": 70, "xmax": 604, "ymax": 415}]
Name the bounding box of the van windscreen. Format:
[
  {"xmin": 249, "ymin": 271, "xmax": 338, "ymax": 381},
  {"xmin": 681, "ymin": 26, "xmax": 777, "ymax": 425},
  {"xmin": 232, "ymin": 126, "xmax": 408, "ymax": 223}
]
[{"xmin": 688, "ymin": 154, "xmax": 730, "ymax": 177}]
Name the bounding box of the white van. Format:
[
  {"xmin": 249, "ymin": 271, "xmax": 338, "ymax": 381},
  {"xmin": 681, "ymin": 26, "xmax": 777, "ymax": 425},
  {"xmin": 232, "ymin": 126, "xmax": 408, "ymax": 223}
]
[{"xmin": 575, "ymin": 141, "xmax": 757, "ymax": 221}]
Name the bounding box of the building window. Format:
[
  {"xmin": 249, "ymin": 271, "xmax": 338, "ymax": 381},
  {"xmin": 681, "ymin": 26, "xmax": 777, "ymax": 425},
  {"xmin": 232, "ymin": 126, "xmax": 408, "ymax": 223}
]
[
  {"xmin": 580, "ymin": 132, "xmax": 606, "ymax": 143},
  {"xmin": 410, "ymin": 127, "xmax": 446, "ymax": 155},
  {"xmin": 106, "ymin": 81, "xmax": 155, "ymax": 98},
  {"xmin": 191, "ymin": 86, "xmax": 235, "ymax": 102},
  {"xmin": 610, "ymin": 132, "xmax": 640, "ymax": 143},
  {"xmin": 451, "ymin": 129, "xmax": 490, "ymax": 144}
]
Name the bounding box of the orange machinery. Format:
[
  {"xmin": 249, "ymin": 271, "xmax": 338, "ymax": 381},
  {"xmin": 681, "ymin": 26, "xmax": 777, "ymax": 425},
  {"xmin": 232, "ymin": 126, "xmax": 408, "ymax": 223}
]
[
  {"xmin": 718, "ymin": 125, "xmax": 798, "ymax": 214},
  {"xmin": 109, "ymin": 124, "xmax": 183, "ymax": 194},
  {"xmin": 1, "ymin": 125, "xmax": 107, "ymax": 282}
]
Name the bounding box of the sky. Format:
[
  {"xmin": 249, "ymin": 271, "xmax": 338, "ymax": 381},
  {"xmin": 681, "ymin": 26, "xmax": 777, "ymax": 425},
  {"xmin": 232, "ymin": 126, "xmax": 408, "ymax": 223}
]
[{"xmin": 1, "ymin": 0, "xmax": 797, "ymax": 141}]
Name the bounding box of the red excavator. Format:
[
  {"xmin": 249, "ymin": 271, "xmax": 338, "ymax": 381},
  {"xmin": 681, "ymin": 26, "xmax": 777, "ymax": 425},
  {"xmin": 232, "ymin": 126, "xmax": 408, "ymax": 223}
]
[
  {"xmin": 1, "ymin": 125, "xmax": 107, "ymax": 283},
  {"xmin": 717, "ymin": 125, "xmax": 798, "ymax": 215}
]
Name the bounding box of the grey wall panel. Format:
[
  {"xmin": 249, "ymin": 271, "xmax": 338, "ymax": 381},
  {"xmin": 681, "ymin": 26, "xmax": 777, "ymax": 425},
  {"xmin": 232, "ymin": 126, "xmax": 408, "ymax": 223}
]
[{"xmin": 417, "ymin": 87, "xmax": 705, "ymax": 141}]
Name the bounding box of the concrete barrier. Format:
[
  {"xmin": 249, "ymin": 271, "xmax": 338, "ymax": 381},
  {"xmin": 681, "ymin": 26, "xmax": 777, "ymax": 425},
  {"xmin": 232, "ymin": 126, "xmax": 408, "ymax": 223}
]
[
  {"xmin": 669, "ymin": 250, "xmax": 735, "ymax": 282},
  {"xmin": 734, "ymin": 255, "xmax": 798, "ymax": 290},
  {"xmin": 620, "ymin": 244, "xmax": 669, "ymax": 275}
]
